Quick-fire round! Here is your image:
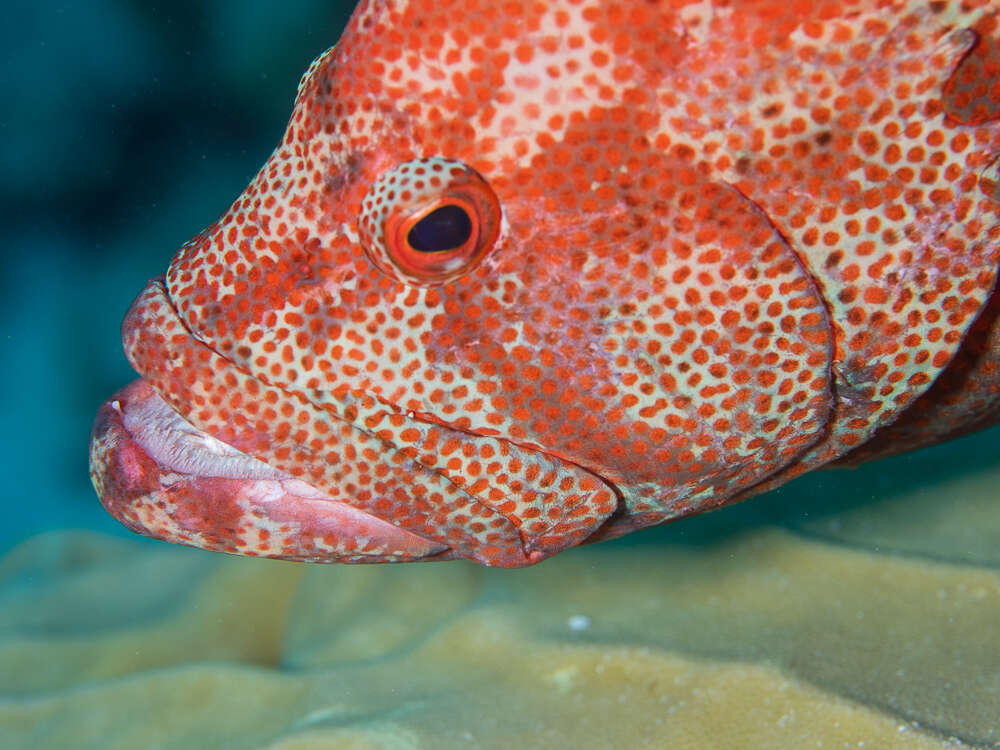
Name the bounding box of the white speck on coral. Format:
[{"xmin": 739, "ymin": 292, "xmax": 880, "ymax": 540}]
[
  {"xmin": 546, "ymin": 665, "xmax": 579, "ymax": 692},
  {"xmin": 567, "ymin": 614, "xmax": 591, "ymax": 631}
]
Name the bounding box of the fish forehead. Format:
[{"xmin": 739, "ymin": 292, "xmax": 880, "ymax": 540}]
[
  {"xmin": 161, "ymin": 0, "xmax": 1000, "ymax": 495},
  {"xmin": 165, "ymin": 0, "xmax": 998, "ymax": 324}
]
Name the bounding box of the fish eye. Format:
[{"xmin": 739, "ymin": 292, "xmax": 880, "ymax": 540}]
[
  {"xmin": 359, "ymin": 158, "xmax": 502, "ymax": 285},
  {"xmin": 407, "ymin": 204, "xmax": 473, "ymax": 253}
]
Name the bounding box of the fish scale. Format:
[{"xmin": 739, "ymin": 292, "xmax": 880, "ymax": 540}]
[{"xmin": 91, "ymin": 0, "xmax": 1000, "ymax": 566}]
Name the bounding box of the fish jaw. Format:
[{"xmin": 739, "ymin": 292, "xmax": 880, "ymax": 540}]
[
  {"xmin": 89, "ymin": 379, "xmax": 457, "ymax": 564},
  {"xmin": 90, "ymin": 278, "xmax": 621, "ymax": 567}
]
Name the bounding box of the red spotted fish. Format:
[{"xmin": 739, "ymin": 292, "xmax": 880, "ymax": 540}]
[{"xmin": 90, "ymin": 0, "xmax": 1000, "ymax": 567}]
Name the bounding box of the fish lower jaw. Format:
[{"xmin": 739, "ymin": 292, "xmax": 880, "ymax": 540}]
[{"xmin": 88, "ymin": 379, "xmax": 456, "ymax": 563}]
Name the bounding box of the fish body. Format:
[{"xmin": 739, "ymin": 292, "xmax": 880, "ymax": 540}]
[{"xmin": 91, "ymin": 0, "xmax": 1000, "ymax": 566}]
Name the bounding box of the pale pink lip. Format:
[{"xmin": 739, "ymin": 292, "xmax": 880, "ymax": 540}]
[{"xmin": 89, "ymin": 379, "xmax": 454, "ymax": 563}]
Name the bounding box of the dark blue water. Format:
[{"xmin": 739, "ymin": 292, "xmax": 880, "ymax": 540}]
[{"xmin": 0, "ymin": 0, "xmax": 355, "ymax": 552}]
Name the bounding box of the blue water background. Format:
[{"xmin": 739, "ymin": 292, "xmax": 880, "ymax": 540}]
[{"xmin": 0, "ymin": 0, "xmax": 355, "ymax": 553}]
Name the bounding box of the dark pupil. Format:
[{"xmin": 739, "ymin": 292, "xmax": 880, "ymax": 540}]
[{"xmin": 407, "ymin": 205, "xmax": 472, "ymax": 253}]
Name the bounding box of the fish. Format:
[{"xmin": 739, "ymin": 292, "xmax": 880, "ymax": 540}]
[{"xmin": 90, "ymin": 0, "xmax": 1000, "ymax": 567}]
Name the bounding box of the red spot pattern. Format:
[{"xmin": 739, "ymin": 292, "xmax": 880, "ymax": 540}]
[{"xmin": 92, "ymin": 0, "xmax": 1000, "ymax": 566}]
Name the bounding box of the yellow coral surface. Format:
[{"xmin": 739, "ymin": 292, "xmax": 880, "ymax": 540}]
[{"xmin": 1, "ymin": 437, "xmax": 998, "ymax": 749}]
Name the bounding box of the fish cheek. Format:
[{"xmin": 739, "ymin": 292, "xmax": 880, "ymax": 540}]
[{"xmin": 436, "ymin": 147, "xmax": 834, "ymax": 526}]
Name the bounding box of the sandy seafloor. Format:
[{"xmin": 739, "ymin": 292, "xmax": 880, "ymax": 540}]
[
  {"xmin": 5, "ymin": 436, "xmax": 1000, "ymax": 749},
  {"xmin": 2, "ymin": 1, "xmax": 999, "ymax": 748}
]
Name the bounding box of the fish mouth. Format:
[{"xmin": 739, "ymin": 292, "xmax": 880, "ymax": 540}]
[
  {"xmin": 92, "ymin": 277, "xmax": 621, "ymax": 567},
  {"xmin": 89, "ymin": 379, "xmax": 457, "ymax": 563}
]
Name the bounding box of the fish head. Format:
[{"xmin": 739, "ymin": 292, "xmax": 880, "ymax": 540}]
[{"xmin": 111, "ymin": 0, "xmax": 1000, "ymax": 565}]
